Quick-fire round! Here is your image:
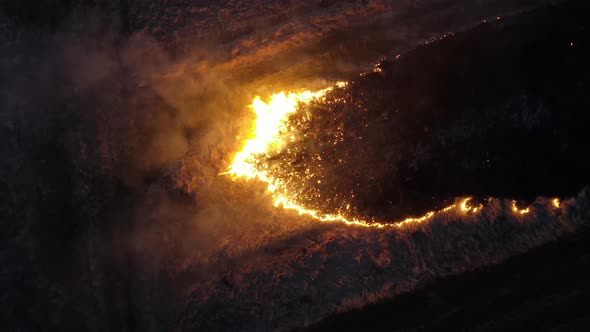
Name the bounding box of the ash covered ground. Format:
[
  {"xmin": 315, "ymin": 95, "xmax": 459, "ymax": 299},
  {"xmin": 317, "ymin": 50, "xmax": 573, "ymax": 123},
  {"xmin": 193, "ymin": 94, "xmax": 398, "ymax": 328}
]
[{"xmin": 2, "ymin": 0, "xmax": 590, "ymax": 331}]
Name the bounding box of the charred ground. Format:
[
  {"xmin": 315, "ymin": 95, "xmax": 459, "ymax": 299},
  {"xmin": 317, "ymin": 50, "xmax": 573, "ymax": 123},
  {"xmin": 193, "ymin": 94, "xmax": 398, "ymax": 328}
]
[{"xmin": 271, "ymin": 0, "xmax": 590, "ymax": 221}]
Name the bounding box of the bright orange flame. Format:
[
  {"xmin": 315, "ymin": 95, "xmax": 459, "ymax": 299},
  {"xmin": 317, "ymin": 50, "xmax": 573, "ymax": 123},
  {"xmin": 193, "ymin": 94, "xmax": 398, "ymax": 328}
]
[
  {"xmin": 459, "ymin": 197, "xmax": 483, "ymax": 214},
  {"xmin": 223, "ymin": 82, "xmax": 549, "ymax": 228},
  {"xmin": 225, "ymin": 89, "xmax": 332, "ymax": 185},
  {"xmin": 460, "ymin": 198, "xmax": 472, "ymax": 212},
  {"xmin": 512, "ymin": 200, "xmax": 530, "ymax": 215},
  {"xmin": 553, "ymin": 198, "xmax": 560, "ymax": 208}
]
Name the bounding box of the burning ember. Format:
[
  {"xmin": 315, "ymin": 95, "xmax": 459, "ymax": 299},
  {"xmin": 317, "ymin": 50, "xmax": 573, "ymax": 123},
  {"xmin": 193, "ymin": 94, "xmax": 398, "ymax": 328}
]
[{"xmin": 223, "ymin": 82, "xmax": 562, "ymax": 228}]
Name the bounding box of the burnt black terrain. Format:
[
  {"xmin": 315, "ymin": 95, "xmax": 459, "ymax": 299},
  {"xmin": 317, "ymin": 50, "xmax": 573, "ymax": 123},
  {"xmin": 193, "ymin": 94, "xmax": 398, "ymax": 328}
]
[{"xmin": 276, "ymin": 0, "xmax": 590, "ymax": 221}]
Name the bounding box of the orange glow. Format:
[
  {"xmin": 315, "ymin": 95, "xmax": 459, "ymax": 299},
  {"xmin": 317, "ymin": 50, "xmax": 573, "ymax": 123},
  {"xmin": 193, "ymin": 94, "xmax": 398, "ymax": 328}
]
[
  {"xmin": 223, "ymin": 82, "xmax": 553, "ymax": 228},
  {"xmin": 224, "ymin": 89, "xmax": 332, "ymax": 184},
  {"xmin": 459, "ymin": 197, "xmax": 483, "ymax": 214},
  {"xmin": 460, "ymin": 198, "xmax": 472, "ymax": 212},
  {"xmin": 512, "ymin": 200, "xmax": 530, "ymax": 215},
  {"xmin": 553, "ymin": 198, "xmax": 560, "ymax": 208}
]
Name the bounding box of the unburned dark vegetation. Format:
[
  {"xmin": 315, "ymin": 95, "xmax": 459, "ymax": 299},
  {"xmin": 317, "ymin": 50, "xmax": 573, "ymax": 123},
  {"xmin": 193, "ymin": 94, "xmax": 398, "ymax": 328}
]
[{"xmin": 309, "ymin": 226, "xmax": 590, "ymax": 331}]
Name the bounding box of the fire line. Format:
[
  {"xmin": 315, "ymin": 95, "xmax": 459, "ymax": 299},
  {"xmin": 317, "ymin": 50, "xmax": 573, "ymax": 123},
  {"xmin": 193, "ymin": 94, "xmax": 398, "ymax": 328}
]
[{"xmin": 222, "ymin": 82, "xmax": 558, "ymax": 228}]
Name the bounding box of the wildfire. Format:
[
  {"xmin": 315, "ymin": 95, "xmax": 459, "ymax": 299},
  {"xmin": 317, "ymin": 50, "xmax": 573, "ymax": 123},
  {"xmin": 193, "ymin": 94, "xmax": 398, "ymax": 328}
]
[
  {"xmin": 223, "ymin": 82, "xmax": 542, "ymax": 228},
  {"xmin": 460, "ymin": 197, "xmax": 483, "ymax": 213},
  {"xmin": 512, "ymin": 200, "xmax": 531, "ymax": 215}
]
